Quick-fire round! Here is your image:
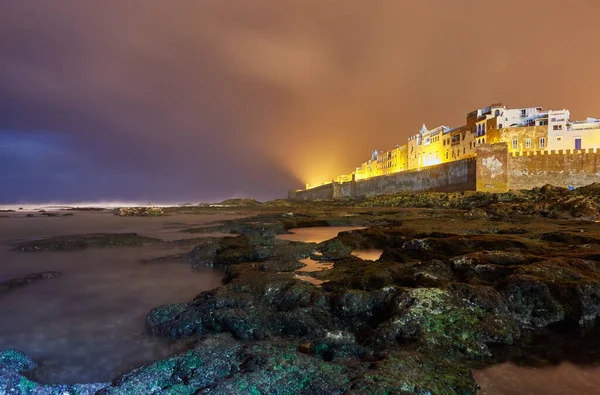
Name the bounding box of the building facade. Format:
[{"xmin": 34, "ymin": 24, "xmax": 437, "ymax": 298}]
[{"xmin": 307, "ymin": 103, "xmax": 600, "ymax": 190}]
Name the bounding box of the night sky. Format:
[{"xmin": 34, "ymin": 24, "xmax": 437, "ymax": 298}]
[{"xmin": 1, "ymin": 1, "xmax": 600, "ymax": 204}]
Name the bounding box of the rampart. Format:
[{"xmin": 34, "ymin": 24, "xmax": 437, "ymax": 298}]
[
  {"xmin": 508, "ymin": 148, "xmax": 600, "ymax": 190},
  {"xmin": 290, "ymin": 158, "xmax": 476, "ymax": 200},
  {"xmin": 351, "ymin": 158, "xmax": 476, "ymax": 197},
  {"xmin": 289, "ymin": 142, "xmax": 600, "ymax": 200}
]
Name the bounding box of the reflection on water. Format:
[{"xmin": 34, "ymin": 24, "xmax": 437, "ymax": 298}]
[
  {"xmin": 294, "ymin": 257, "xmax": 332, "ymax": 286},
  {"xmin": 351, "ymin": 249, "xmax": 383, "ymax": 261},
  {"xmin": 294, "ymin": 275, "xmax": 328, "ymax": 286},
  {"xmin": 297, "ymin": 257, "xmax": 333, "ymax": 272},
  {"xmin": 474, "ymin": 323, "xmax": 600, "ymax": 395},
  {"xmin": 276, "ymin": 227, "xmax": 366, "ymax": 243},
  {"xmin": 474, "ymin": 362, "xmax": 600, "ymax": 395}
]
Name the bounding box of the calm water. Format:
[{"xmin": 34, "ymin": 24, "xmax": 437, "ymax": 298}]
[
  {"xmin": 0, "ymin": 212, "xmax": 233, "ymax": 384},
  {"xmin": 474, "ymin": 324, "xmax": 600, "ymax": 394},
  {"xmin": 351, "ymin": 249, "xmax": 383, "ymax": 261},
  {"xmin": 276, "ymin": 227, "xmax": 366, "ymax": 244}
]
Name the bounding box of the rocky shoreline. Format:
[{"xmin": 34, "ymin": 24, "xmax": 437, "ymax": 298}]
[{"xmin": 3, "ymin": 185, "xmax": 600, "ymax": 394}]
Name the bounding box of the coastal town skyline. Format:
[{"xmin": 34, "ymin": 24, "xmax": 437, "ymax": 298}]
[{"xmin": 304, "ymin": 103, "xmax": 600, "ymax": 189}]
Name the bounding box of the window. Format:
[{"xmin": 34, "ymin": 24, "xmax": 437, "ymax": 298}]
[
  {"xmin": 446, "ymin": 152, "xmax": 449, "ymax": 159},
  {"xmin": 553, "ymin": 125, "xmax": 563, "ymax": 131},
  {"xmin": 463, "ymin": 147, "xmax": 466, "ymax": 154},
  {"xmin": 495, "ymin": 109, "xmax": 501, "ymax": 117},
  {"xmin": 482, "ymin": 124, "xmax": 486, "ymax": 134},
  {"xmin": 521, "ymin": 109, "xmax": 527, "ymax": 116},
  {"xmin": 526, "ymin": 138, "xmax": 531, "ymax": 148},
  {"xmin": 540, "ymin": 138, "xmax": 546, "ymax": 148},
  {"xmin": 512, "ymin": 139, "xmax": 518, "ymax": 150},
  {"xmin": 499, "ymin": 123, "xmax": 503, "ymax": 128},
  {"xmin": 556, "ymin": 136, "xmax": 562, "ymax": 141}
]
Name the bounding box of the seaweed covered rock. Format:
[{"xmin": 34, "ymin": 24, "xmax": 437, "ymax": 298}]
[
  {"xmin": 100, "ymin": 335, "xmax": 353, "ymax": 394},
  {"xmin": 347, "ymin": 351, "xmax": 478, "ymax": 395},
  {"xmin": 375, "ymin": 288, "xmax": 519, "ymax": 358},
  {"xmin": 0, "ymin": 349, "xmax": 106, "ymax": 394}
]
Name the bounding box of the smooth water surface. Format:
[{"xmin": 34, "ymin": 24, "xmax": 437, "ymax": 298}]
[
  {"xmin": 297, "ymin": 257, "xmax": 333, "ymax": 272},
  {"xmin": 0, "ymin": 211, "xmax": 242, "ymax": 383},
  {"xmin": 276, "ymin": 227, "xmax": 365, "ymax": 243},
  {"xmin": 475, "ymin": 362, "xmax": 600, "ymax": 395},
  {"xmin": 294, "ymin": 257, "xmax": 333, "ymax": 286},
  {"xmin": 351, "ymin": 249, "xmax": 383, "ymax": 261},
  {"xmin": 474, "ymin": 324, "xmax": 600, "ymax": 394}
]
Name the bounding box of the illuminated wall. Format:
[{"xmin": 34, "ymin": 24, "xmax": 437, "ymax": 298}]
[
  {"xmin": 486, "ymin": 125, "xmax": 549, "ymax": 153},
  {"xmin": 302, "ymin": 104, "xmax": 600, "ymax": 191}
]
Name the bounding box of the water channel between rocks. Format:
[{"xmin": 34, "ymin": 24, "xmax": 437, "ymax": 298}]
[{"xmin": 276, "ymin": 227, "xmax": 375, "ymax": 286}]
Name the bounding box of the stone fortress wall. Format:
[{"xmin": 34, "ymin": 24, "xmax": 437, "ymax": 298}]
[
  {"xmin": 507, "ymin": 147, "xmax": 600, "ymax": 190},
  {"xmin": 290, "ymin": 142, "xmax": 600, "ymax": 200},
  {"xmin": 290, "ymin": 103, "xmax": 600, "ymax": 200}
]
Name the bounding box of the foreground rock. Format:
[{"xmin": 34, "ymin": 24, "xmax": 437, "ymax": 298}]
[
  {"xmin": 0, "ymin": 271, "xmax": 61, "ymax": 294},
  {"xmin": 99, "ymin": 334, "xmax": 476, "ymax": 394}
]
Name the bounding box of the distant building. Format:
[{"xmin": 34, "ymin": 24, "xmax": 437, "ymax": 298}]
[{"xmin": 308, "ymin": 103, "xmax": 600, "ymax": 189}]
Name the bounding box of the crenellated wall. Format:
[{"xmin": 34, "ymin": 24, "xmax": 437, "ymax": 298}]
[{"xmin": 508, "ymin": 148, "xmax": 600, "ymax": 190}]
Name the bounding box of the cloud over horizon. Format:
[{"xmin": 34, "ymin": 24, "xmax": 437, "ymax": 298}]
[{"xmin": 2, "ymin": 0, "xmax": 600, "ymax": 203}]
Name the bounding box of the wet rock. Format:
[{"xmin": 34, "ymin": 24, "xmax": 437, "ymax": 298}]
[
  {"xmin": 218, "ymin": 198, "xmax": 262, "ymax": 207},
  {"xmin": 576, "ymin": 282, "xmax": 600, "ymax": 324},
  {"xmin": 348, "ymin": 351, "xmax": 478, "ymax": 395},
  {"xmin": 14, "ymin": 233, "xmax": 161, "ymax": 252},
  {"xmin": 0, "ymin": 349, "xmax": 37, "ymax": 372},
  {"xmin": 115, "ymin": 206, "xmax": 164, "ymax": 216},
  {"xmin": 309, "ymin": 331, "xmax": 364, "ymax": 361},
  {"xmin": 0, "ymin": 349, "xmax": 107, "ymax": 394},
  {"xmin": 331, "ymin": 290, "xmax": 374, "ymax": 318},
  {"xmin": 539, "ymin": 231, "xmax": 600, "ymax": 245},
  {"xmin": 101, "ymin": 334, "xmax": 352, "ymax": 394},
  {"xmin": 464, "ymin": 207, "xmax": 489, "ymax": 219},
  {"xmin": 188, "ymin": 242, "xmax": 220, "ymax": 267},
  {"xmin": 317, "ymin": 238, "xmax": 353, "ymax": 260},
  {"xmin": 0, "ymin": 271, "xmax": 61, "ymax": 294},
  {"xmin": 500, "ymin": 275, "xmax": 566, "ymax": 328},
  {"xmin": 375, "ymin": 288, "xmax": 518, "ymax": 358}
]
